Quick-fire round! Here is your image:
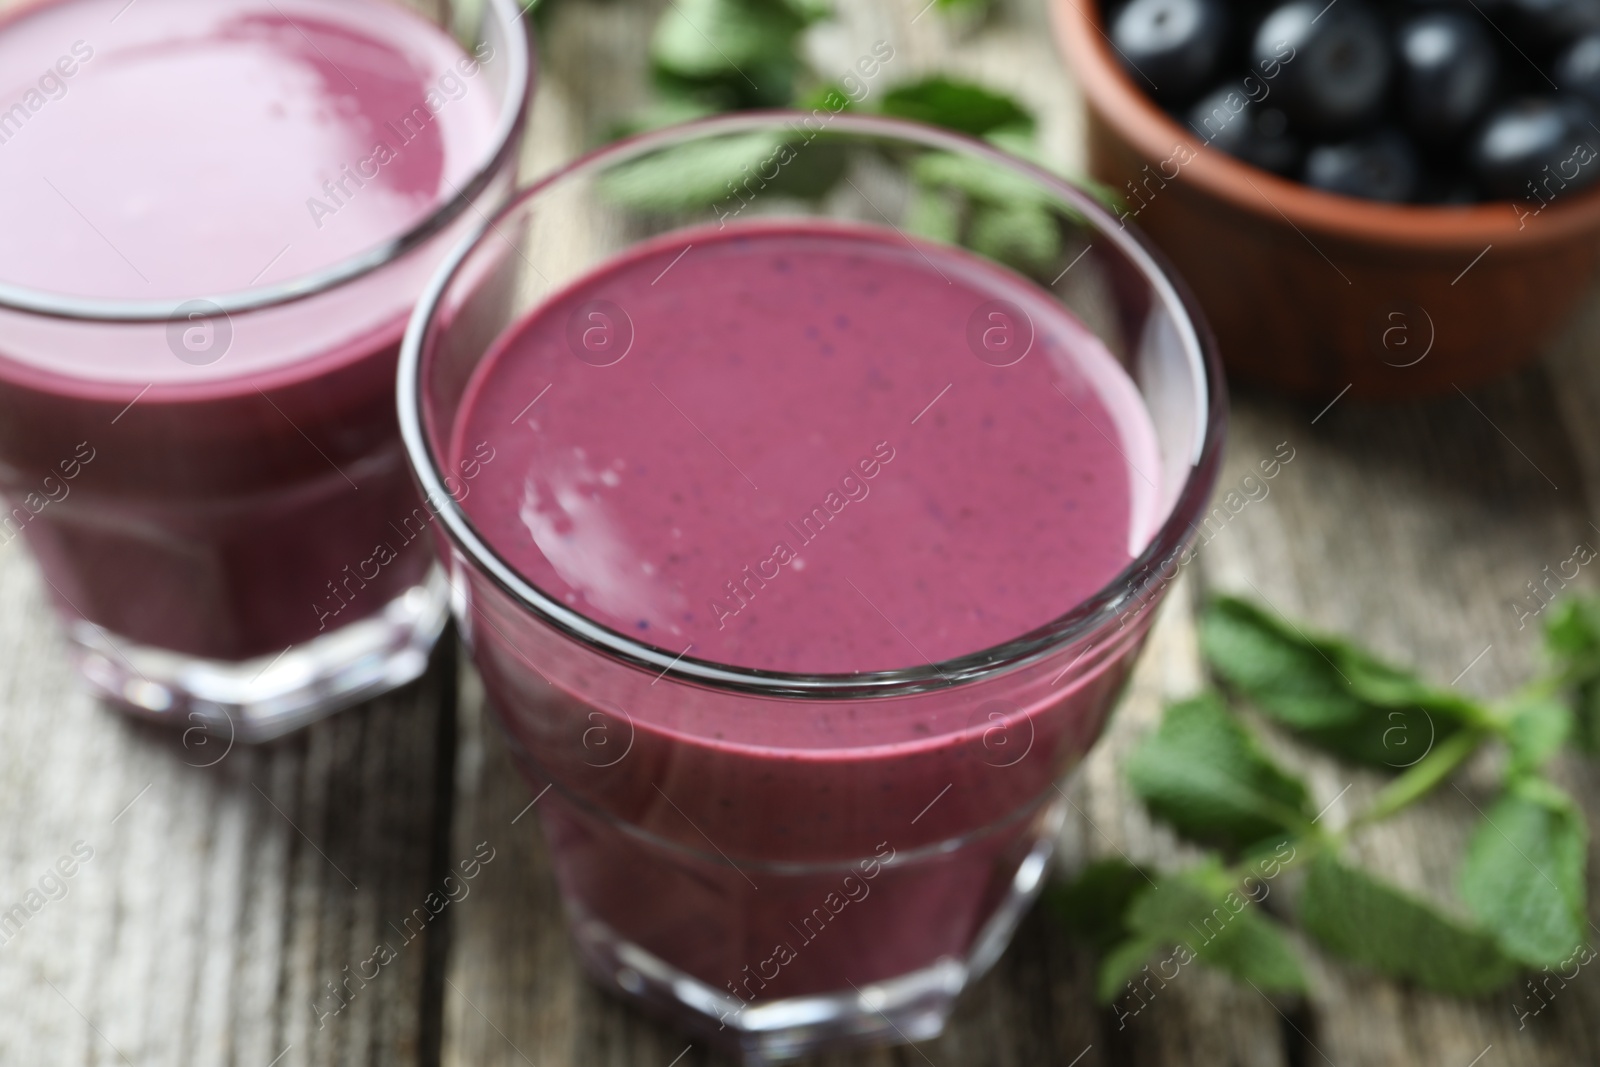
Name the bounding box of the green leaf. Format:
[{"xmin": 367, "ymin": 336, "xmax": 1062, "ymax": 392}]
[
  {"xmin": 879, "ymin": 75, "xmax": 1034, "ymax": 137},
  {"xmin": 1303, "ymin": 706, "xmax": 1454, "ymax": 771},
  {"xmin": 778, "ymin": 0, "xmax": 831, "ymax": 21},
  {"xmin": 1503, "ymin": 695, "xmax": 1573, "ymax": 775},
  {"xmin": 1460, "ymin": 778, "xmax": 1588, "ymax": 967},
  {"xmin": 1097, "ymin": 933, "xmax": 1164, "ymax": 1003},
  {"xmin": 1544, "ymin": 595, "xmax": 1600, "ymax": 664},
  {"xmin": 793, "ymin": 82, "xmax": 854, "ymax": 113},
  {"xmin": 1200, "ymin": 597, "xmax": 1369, "ymax": 730},
  {"xmin": 910, "ymin": 149, "xmax": 1050, "ymax": 205},
  {"xmin": 1545, "ymin": 596, "xmax": 1600, "ymax": 753},
  {"xmin": 650, "ymin": 0, "xmax": 809, "ymax": 108},
  {"xmin": 1197, "ymin": 905, "xmax": 1307, "ymax": 993},
  {"xmin": 1575, "ymin": 680, "xmax": 1600, "ymax": 755},
  {"xmin": 599, "ymin": 133, "xmax": 846, "ymax": 214},
  {"xmin": 979, "ymin": 127, "xmax": 1127, "ymax": 217},
  {"xmin": 1299, "ymin": 854, "xmax": 1517, "ymax": 995},
  {"xmin": 904, "ymin": 186, "xmax": 961, "ymax": 244},
  {"xmin": 1049, "ymin": 858, "xmax": 1151, "ymax": 955},
  {"xmin": 908, "ymin": 146, "xmax": 1114, "ymax": 228},
  {"xmin": 967, "ymin": 201, "xmax": 1061, "ymax": 275},
  {"xmin": 1200, "ymin": 597, "xmax": 1480, "ymax": 769},
  {"xmin": 600, "ymin": 133, "xmax": 781, "ymax": 213},
  {"xmin": 1126, "ymin": 693, "xmax": 1311, "ymax": 852},
  {"xmin": 611, "ymin": 95, "xmax": 723, "ymax": 140},
  {"xmin": 1097, "ymin": 861, "xmax": 1306, "ymax": 1001}
]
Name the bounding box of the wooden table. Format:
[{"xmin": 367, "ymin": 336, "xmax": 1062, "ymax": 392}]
[{"xmin": 4, "ymin": 0, "xmax": 1599, "ymax": 1063}]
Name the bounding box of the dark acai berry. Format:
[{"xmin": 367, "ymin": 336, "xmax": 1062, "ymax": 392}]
[
  {"xmin": 1304, "ymin": 130, "xmax": 1422, "ymax": 202},
  {"xmin": 1252, "ymin": 1, "xmax": 1392, "ymax": 136},
  {"xmin": 1487, "ymin": 0, "xmax": 1600, "ymax": 49},
  {"xmin": 1110, "ymin": 0, "xmax": 1231, "ymax": 105},
  {"xmin": 1396, "ymin": 11, "xmax": 1498, "ymax": 144},
  {"xmin": 1556, "ymin": 34, "xmax": 1600, "ymax": 110},
  {"xmin": 1471, "ymin": 97, "xmax": 1600, "ymax": 201},
  {"xmin": 1188, "ymin": 85, "xmax": 1302, "ymax": 175},
  {"xmin": 1122, "ymin": 0, "xmax": 1600, "ymax": 204}
]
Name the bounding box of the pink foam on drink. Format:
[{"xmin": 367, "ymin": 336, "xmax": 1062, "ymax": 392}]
[
  {"xmin": 0, "ymin": 0, "xmax": 499, "ymax": 383},
  {"xmin": 454, "ymin": 221, "xmax": 1161, "ymax": 675},
  {"xmin": 0, "ymin": 0, "xmax": 506, "ymax": 659}
]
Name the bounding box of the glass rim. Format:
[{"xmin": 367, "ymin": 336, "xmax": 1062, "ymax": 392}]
[
  {"xmin": 398, "ymin": 110, "xmax": 1228, "ymax": 700},
  {"xmin": 0, "ymin": 0, "xmax": 534, "ymax": 324}
]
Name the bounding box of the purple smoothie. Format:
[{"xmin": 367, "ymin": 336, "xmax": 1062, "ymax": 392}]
[
  {"xmin": 451, "ymin": 222, "xmax": 1161, "ymax": 1004},
  {"xmin": 0, "ymin": 0, "xmax": 506, "ymax": 660}
]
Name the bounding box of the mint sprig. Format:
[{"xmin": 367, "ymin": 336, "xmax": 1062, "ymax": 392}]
[{"xmin": 1052, "ymin": 594, "xmax": 1598, "ymax": 1005}]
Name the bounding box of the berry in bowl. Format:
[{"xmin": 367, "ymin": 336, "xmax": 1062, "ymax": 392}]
[{"xmin": 1056, "ymin": 0, "xmax": 1600, "ymax": 397}]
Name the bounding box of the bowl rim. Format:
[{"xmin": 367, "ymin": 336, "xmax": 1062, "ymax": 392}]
[
  {"xmin": 1051, "ymin": 0, "xmax": 1600, "ymax": 252},
  {"xmin": 398, "ymin": 110, "xmax": 1228, "ymax": 701}
]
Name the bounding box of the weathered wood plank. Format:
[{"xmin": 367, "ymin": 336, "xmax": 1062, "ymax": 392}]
[{"xmin": 0, "ymin": 531, "xmax": 455, "ymax": 1067}]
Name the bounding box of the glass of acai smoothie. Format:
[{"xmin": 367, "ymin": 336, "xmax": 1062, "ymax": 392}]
[
  {"xmin": 0, "ymin": 0, "xmax": 531, "ymax": 739},
  {"xmin": 400, "ymin": 113, "xmax": 1224, "ymax": 1061}
]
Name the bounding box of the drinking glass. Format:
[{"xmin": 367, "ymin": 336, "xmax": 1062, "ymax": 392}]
[
  {"xmin": 400, "ymin": 113, "xmax": 1224, "ymax": 1061},
  {"xmin": 0, "ymin": 0, "xmax": 532, "ymax": 740}
]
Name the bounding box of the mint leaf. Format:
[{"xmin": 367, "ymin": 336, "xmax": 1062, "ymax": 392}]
[
  {"xmin": 1503, "ymin": 695, "xmax": 1573, "ymax": 775},
  {"xmin": 1097, "ymin": 934, "xmax": 1165, "ymax": 1003},
  {"xmin": 1544, "ymin": 595, "xmax": 1600, "ymax": 664},
  {"xmin": 967, "ymin": 201, "xmax": 1060, "ymax": 275},
  {"xmin": 1200, "ymin": 597, "xmax": 1363, "ymax": 730},
  {"xmin": 650, "ymin": 0, "xmax": 811, "ymax": 108},
  {"xmin": 1200, "ymin": 597, "xmax": 1478, "ymax": 769},
  {"xmin": 1197, "ymin": 904, "xmax": 1306, "ymax": 993},
  {"xmin": 1126, "ymin": 693, "xmax": 1310, "ymax": 852},
  {"xmin": 779, "ymin": 0, "xmax": 831, "ymax": 20},
  {"xmin": 1097, "ymin": 862, "xmax": 1305, "ymax": 1001},
  {"xmin": 1049, "ymin": 858, "xmax": 1151, "ymax": 955},
  {"xmin": 1575, "ymin": 681, "xmax": 1600, "ymax": 756},
  {"xmin": 879, "ymin": 76, "xmax": 1033, "ymax": 137},
  {"xmin": 611, "ymin": 95, "xmax": 723, "ymax": 139},
  {"xmin": 1545, "ymin": 597, "xmax": 1600, "ymax": 753},
  {"xmin": 904, "ymin": 187, "xmax": 961, "ymax": 243},
  {"xmin": 1129, "ymin": 864, "xmax": 1306, "ymax": 991},
  {"xmin": 600, "ymin": 133, "xmax": 782, "ymax": 212},
  {"xmin": 793, "ymin": 82, "xmax": 853, "ymax": 113},
  {"xmin": 1460, "ymin": 778, "xmax": 1588, "ymax": 967},
  {"xmin": 910, "ymin": 149, "xmax": 1052, "ymax": 206},
  {"xmin": 906, "ymin": 150, "xmax": 1100, "ymax": 273},
  {"xmin": 599, "ymin": 133, "xmax": 846, "ymax": 213},
  {"xmin": 1299, "ymin": 854, "xmax": 1517, "ymax": 995}
]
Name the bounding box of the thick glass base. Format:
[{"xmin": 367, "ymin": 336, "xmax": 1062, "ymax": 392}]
[
  {"xmin": 568, "ymin": 795, "xmax": 1067, "ymax": 1064},
  {"xmin": 67, "ymin": 565, "xmax": 449, "ymax": 743}
]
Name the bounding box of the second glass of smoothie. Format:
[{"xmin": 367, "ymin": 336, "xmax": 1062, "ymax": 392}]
[
  {"xmin": 401, "ymin": 114, "xmax": 1223, "ymax": 1061},
  {"xmin": 0, "ymin": 0, "xmax": 532, "ymax": 739}
]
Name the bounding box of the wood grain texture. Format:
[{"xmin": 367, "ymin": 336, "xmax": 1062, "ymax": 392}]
[{"xmin": 0, "ymin": 530, "xmax": 456, "ymax": 1067}]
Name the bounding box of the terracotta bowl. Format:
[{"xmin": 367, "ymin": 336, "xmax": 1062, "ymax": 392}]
[{"xmin": 1051, "ymin": 0, "xmax": 1600, "ymax": 399}]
